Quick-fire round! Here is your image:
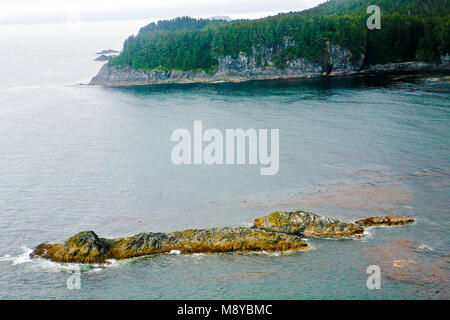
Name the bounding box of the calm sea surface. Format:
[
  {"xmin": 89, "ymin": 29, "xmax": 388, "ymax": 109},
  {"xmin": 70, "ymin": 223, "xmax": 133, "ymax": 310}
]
[{"xmin": 0, "ymin": 21, "xmax": 448, "ymax": 299}]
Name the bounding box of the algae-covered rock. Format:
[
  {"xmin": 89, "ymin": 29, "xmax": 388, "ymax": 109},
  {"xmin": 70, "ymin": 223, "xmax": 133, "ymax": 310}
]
[
  {"xmin": 31, "ymin": 227, "xmax": 308, "ymax": 264},
  {"xmin": 253, "ymin": 211, "xmax": 364, "ymax": 238},
  {"xmin": 354, "ymin": 215, "xmax": 415, "ymax": 227},
  {"xmin": 31, "ymin": 211, "xmax": 418, "ymax": 264},
  {"xmin": 31, "ymin": 231, "xmax": 114, "ymax": 264}
]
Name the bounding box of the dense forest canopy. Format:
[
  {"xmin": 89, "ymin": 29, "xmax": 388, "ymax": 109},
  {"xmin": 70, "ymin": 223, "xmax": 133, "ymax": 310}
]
[
  {"xmin": 137, "ymin": 16, "xmax": 228, "ymax": 34},
  {"xmin": 305, "ymin": 0, "xmax": 450, "ymax": 16},
  {"xmin": 109, "ymin": 0, "xmax": 450, "ymax": 71}
]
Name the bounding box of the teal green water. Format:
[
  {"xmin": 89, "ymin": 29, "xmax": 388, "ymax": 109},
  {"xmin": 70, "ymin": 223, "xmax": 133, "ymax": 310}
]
[{"xmin": 0, "ymin": 21, "xmax": 448, "ymax": 299}]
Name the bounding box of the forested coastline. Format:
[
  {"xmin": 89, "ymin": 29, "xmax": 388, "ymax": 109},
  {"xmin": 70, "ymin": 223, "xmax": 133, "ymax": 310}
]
[{"xmin": 108, "ymin": 0, "xmax": 449, "ymax": 73}]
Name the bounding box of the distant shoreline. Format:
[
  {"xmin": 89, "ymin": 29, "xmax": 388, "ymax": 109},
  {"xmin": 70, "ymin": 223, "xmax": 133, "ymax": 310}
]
[{"xmin": 89, "ymin": 61, "xmax": 450, "ymax": 87}]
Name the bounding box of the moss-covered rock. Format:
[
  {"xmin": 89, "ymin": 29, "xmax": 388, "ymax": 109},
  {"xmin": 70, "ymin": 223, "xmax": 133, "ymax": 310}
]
[
  {"xmin": 253, "ymin": 211, "xmax": 364, "ymax": 238},
  {"xmin": 354, "ymin": 215, "xmax": 415, "ymax": 227},
  {"xmin": 31, "ymin": 211, "xmax": 418, "ymax": 264},
  {"xmin": 31, "ymin": 227, "xmax": 308, "ymax": 264}
]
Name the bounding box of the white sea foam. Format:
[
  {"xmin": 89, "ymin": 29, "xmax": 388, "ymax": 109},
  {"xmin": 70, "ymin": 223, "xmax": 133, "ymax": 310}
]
[
  {"xmin": 358, "ymin": 228, "xmax": 373, "ymax": 242},
  {"xmin": 30, "ymin": 258, "xmax": 80, "ymax": 273},
  {"xmin": 169, "ymin": 250, "xmax": 181, "ymax": 255},
  {"xmin": 191, "ymin": 253, "xmax": 205, "ymax": 257},
  {"xmin": 1, "ymin": 247, "xmax": 122, "ymax": 272},
  {"xmin": 263, "ymin": 251, "xmax": 281, "ymax": 257},
  {"xmin": 0, "ymin": 254, "xmax": 12, "ymax": 261},
  {"xmin": 363, "ymin": 228, "xmax": 373, "ymax": 237},
  {"xmin": 105, "ymin": 259, "xmax": 119, "ymax": 266},
  {"xmin": 0, "ymin": 246, "xmax": 32, "ymax": 265},
  {"xmin": 258, "ymin": 250, "xmax": 295, "ymax": 256},
  {"xmin": 417, "ymin": 244, "xmax": 434, "ymax": 252}
]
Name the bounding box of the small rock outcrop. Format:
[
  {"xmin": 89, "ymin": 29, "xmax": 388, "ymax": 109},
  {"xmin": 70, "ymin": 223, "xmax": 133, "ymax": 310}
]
[
  {"xmin": 31, "ymin": 227, "xmax": 308, "ymax": 264},
  {"xmin": 354, "ymin": 216, "xmax": 415, "ymax": 227},
  {"xmin": 96, "ymin": 49, "xmax": 119, "ymax": 55},
  {"xmin": 253, "ymin": 211, "xmax": 364, "ymax": 239},
  {"xmin": 94, "ymin": 54, "xmax": 117, "ymax": 62}
]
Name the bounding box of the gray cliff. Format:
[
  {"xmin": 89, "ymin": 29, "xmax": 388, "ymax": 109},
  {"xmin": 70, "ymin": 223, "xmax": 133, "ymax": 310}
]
[
  {"xmin": 90, "ymin": 40, "xmax": 449, "ymax": 86},
  {"xmin": 90, "ymin": 41, "xmax": 364, "ymax": 86}
]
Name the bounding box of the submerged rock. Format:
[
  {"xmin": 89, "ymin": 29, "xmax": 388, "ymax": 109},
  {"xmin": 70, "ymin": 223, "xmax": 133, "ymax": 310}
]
[
  {"xmin": 354, "ymin": 215, "xmax": 415, "ymax": 227},
  {"xmin": 254, "ymin": 211, "xmax": 364, "ymax": 238},
  {"xmin": 31, "ymin": 227, "xmax": 308, "ymax": 264}
]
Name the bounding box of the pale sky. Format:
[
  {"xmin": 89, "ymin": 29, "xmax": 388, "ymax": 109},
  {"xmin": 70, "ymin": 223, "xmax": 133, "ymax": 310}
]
[{"xmin": 0, "ymin": 0, "xmax": 326, "ymax": 24}]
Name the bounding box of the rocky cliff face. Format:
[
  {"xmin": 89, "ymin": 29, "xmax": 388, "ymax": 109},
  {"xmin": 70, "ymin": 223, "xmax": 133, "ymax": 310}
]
[{"xmin": 90, "ymin": 41, "xmax": 363, "ymax": 86}]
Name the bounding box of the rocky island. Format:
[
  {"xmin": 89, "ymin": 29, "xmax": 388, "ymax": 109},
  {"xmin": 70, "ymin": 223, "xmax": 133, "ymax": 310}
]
[
  {"xmin": 94, "ymin": 54, "xmax": 118, "ymax": 62},
  {"xmin": 96, "ymin": 49, "xmax": 119, "ymax": 55},
  {"xmin": 89, "ymin": 1, "xmax": 449, "ymax": 86},
  {"xmin": 355, "ymin": 215, "xmax": 415, "ymax": 227},
  {"xmin": 31, "ymin": 227, "xmax": 308, "ymax": 264},
  {"xmin": 31, "ymin": 211, "xmax": 414, "ymax": 264}
]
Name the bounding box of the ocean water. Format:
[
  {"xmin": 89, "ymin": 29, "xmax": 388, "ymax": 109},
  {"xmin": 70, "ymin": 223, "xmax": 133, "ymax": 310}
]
[{"xmin": 0, "ymin": 21, "xmax": 448, "ymax": 300}]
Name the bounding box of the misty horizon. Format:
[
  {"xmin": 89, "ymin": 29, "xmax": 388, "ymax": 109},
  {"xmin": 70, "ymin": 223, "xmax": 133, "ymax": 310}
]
[{"xmin": 0, "ymin": 0, "xmax": 324, "ymax": 25}]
